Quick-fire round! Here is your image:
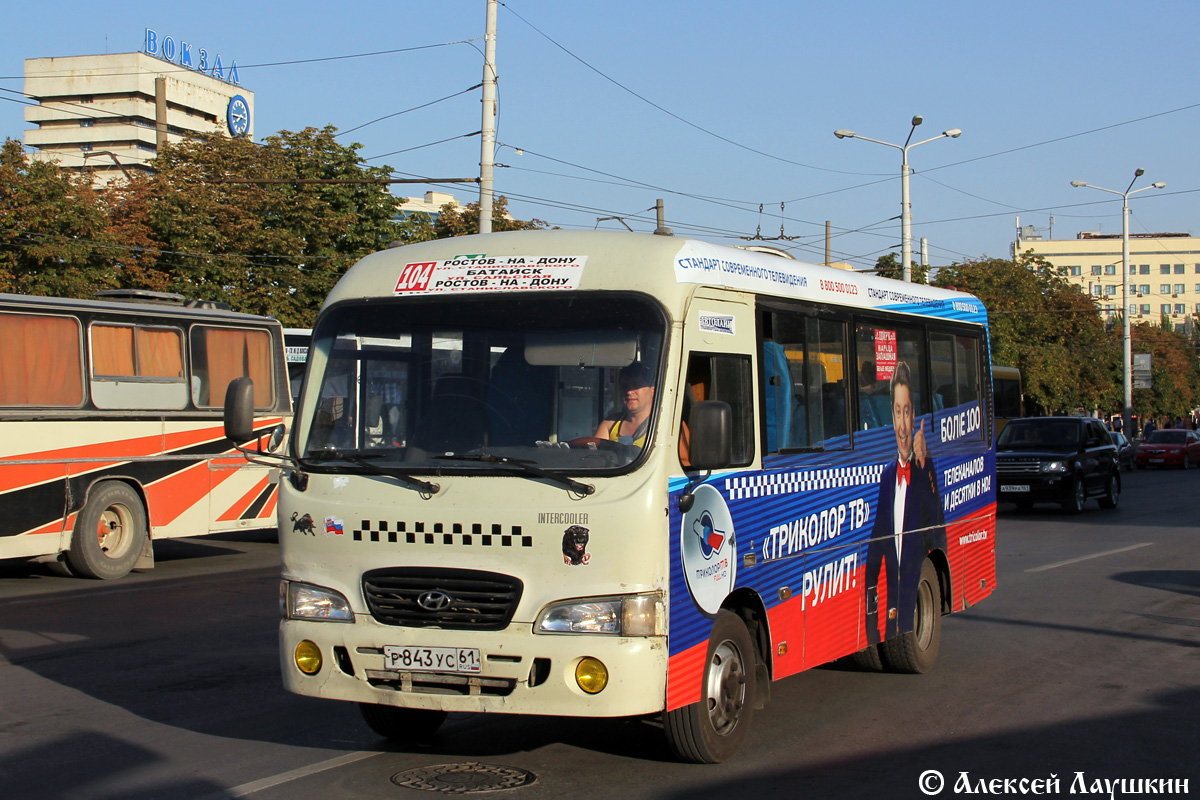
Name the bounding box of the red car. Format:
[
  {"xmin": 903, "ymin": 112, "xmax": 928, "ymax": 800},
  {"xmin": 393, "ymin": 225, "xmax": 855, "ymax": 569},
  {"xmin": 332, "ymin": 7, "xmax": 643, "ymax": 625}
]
[{"xmin": 1135, "ymin": 429, "xmax": 1200, "ymax": 469}]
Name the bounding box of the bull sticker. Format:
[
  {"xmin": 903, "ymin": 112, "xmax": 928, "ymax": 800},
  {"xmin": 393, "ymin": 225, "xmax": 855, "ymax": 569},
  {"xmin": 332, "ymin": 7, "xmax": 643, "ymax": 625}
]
[
  {"xmin": 562, "ymin": 525, "xmax": 590, "ymax": 565},
  {"xmin": 680, "ymin": 484, "xmax": 736, "ymax": 616},
  {"xmin": 291, "ymin": 512, "xmax": 316, "ymax": 536}
]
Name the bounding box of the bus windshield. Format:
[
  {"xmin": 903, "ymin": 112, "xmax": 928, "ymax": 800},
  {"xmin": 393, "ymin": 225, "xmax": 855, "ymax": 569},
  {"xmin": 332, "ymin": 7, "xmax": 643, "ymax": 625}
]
[{"xmin": 297, "ymin": 293, "xmax": 666, "ymax": 473}]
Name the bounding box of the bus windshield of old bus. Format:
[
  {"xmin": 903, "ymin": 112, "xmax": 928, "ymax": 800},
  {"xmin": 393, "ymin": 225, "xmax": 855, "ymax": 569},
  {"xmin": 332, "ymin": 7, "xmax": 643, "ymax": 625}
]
[{"xmin": 296, "ymin": 294, "xmax": 666, "ymax": 473}]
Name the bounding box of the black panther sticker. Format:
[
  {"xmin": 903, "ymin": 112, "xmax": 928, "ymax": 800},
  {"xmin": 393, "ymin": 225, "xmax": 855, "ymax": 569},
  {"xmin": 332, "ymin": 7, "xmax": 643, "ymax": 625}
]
[{"xmin": 562, "ymin": 525, "xmax": 590, "ymax": 565}]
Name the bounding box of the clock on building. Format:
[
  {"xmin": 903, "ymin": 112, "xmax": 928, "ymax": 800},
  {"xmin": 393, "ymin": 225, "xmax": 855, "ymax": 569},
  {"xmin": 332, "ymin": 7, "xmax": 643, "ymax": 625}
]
[{"xmin": 227, "ymin": 95, "xmax": 250, "ymax": 137}]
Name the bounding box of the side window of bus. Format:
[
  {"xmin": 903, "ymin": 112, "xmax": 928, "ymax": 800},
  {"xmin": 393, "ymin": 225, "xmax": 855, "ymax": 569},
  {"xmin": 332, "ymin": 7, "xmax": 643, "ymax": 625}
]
[
  {"xmin": 762, "ymin": 311, "xmax": 849, "ymax": 452},
  {"xmin": 684, "ymin": 353, "xmax": 754, "ymax": 467},
  {"xmin": 930, "ymin": 332, "xmax": 983, "ymax": 438},
  {"xmin": 90, "ymin": 323, "xmax": 187, "ymax": 410},
  {"xmin": 854, "ymin": 323, "xmax": 928, "ymax": 431},
  {"xmin": 0, "ymin": 312, "xmax": 84, "ymax": 407},
  {"xmin": 190, "ymin": 326, "xmax": 276, "ymax": 409}
]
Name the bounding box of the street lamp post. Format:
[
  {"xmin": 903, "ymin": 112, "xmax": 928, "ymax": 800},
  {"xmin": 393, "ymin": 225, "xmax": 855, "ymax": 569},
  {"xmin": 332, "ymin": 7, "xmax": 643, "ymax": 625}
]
[
  {"xmin": 835, "ymin": 115, "xmax": 962, "ymax": 282},
  {"xmin": 1070, "ymin": 170, "xmax": 1166, "ymax": 438}
]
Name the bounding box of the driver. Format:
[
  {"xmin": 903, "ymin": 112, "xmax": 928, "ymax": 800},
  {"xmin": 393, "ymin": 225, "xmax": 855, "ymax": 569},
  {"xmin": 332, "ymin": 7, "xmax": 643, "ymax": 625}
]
[{"xmin": 595, "ymin": 362, "xmax": 655, "ymax": 448}]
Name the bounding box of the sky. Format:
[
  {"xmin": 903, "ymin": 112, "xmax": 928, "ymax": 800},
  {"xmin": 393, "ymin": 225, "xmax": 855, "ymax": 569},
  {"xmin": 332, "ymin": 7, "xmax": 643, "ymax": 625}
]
[{"xmin": 3, "ymin": 0, "xmax": 1199, "ymax": 272}]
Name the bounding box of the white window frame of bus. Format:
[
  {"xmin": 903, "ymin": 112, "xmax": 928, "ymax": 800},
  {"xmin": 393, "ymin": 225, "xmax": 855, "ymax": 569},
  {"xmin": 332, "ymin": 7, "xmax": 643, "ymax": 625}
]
[
  {"xmin": 757, "ymin": 303, "xmax": 852, "ymax": 454},
  {"xmin": 683, "ymin": 351, "xmax": 755, "ymax": 467},
  {"xmin": 0, "ymin": 311, "xmax": 87, "ymax": 409},
  {"xmin": 296, "ymin": 293, "xmax": 669, "ymax": 475},
  {"xmin": 853, "ymin": 318, "xmax": 931, "ymax": 436},
  {"xmin": 188, "ymin": 324, "xmax": 277, "ymax": 410},
  {"xmin": 88, "ymin": 321, "xmax": 188, "ymax": 410},
  {"xmin": 926, "ymin": 326, "xmax": 985, "ymax": 443}
]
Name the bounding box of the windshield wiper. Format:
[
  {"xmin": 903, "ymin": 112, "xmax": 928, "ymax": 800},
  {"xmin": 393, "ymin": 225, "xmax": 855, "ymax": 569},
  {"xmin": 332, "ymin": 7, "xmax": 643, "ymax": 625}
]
[
  {"xmin": 303, "ymin": 447, "xmax": 440, "ymax": 494},
  {"xmin": 433, "ymin": 452, "xmax": 595, "ymax": 496}
]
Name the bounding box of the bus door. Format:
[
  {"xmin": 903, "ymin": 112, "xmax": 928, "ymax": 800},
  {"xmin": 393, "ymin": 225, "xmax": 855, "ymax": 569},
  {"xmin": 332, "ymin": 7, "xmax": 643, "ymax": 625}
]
[
  {"xmin": 758, "ymin": 306, "xmax": 858, "ymax": 676},
  {"xmin": 668, "ymin": 292, "xmax": 759, "ymax": 709}
]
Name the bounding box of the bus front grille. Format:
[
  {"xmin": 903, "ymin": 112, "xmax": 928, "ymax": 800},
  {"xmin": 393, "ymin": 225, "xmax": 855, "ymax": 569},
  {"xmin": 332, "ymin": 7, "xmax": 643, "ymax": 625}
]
[{"xmin": 362, "ymin": 567, "xmax": 523, "ymax": 630}]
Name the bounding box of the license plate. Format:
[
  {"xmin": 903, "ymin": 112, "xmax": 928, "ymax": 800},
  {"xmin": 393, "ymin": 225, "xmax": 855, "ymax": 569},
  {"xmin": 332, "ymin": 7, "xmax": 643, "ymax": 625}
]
[
  {"xmin": 1150, "ymin": 458, "xmax": 1164, "ymax": 463},
  {"xmin": 1000, "ymin": 484, "xmax": 1030, "ymax": 493},
  {"xmin": 383, "ymin": 645, "xmax": 481, "ymax": 674}
]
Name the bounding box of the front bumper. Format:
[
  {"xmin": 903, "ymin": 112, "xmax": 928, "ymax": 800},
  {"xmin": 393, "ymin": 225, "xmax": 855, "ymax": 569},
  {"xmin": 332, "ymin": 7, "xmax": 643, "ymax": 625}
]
[{"xmin": 280, "ymin": 617, "xmax": 668, "ymax": 718}]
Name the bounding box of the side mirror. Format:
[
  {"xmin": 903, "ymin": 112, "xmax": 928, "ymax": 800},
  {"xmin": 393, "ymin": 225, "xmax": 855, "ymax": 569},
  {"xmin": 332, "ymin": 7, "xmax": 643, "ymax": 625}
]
[
  {"xmin": 688, "ymin": 400, "xmax": 733, "ymax": 471},
  {"xmin": 224, "ymin": 377, "xmax": 256, "ymax": 443}
]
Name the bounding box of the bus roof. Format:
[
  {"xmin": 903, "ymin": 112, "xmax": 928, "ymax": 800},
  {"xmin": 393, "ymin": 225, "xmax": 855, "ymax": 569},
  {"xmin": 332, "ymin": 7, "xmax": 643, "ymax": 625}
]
[
  {"xmin": 327, "ymin": 230, "xmax": 987, "ymax": 327},
  {"xmin": 0, "ymin": 292, "xmax": 282, "ymax": 327}
]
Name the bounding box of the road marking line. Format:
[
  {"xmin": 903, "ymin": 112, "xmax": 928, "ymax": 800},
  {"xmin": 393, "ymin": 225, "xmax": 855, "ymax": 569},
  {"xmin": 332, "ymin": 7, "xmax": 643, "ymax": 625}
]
[
  {"xmin": 199, "ymin": 751, "xmax": 381, "ymax": 799},
  {"xmin": 1026, "ymin": 542, "xmax": 1153, "ymax": 572}
]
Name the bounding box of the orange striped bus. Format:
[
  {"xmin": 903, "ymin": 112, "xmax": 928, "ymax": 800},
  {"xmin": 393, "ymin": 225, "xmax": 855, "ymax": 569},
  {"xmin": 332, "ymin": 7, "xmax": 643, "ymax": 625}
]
[{"xmin": 1, "ymin": 290, "xmax": 290, "ymax": 579}]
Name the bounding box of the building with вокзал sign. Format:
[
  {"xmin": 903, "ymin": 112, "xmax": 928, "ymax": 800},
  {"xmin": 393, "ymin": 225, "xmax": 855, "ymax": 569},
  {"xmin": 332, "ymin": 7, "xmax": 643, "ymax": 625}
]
[{"xmin": 22, "ymin": 29, "xmax": 252, "ymax": 187}]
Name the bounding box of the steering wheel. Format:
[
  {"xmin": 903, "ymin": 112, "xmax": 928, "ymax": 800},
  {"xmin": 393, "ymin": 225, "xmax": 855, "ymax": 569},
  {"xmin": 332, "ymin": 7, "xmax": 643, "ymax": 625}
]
[{"xmin": 568, "ymin": 437, "xmax": 622, "ymax": 452}]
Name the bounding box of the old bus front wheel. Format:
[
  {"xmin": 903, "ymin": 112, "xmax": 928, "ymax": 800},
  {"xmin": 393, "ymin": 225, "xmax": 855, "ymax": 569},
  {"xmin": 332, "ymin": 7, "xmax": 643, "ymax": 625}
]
[
  {"xmin": 879, "ymin": 559, "xmax": 942, "ymax": 674},
  {"xmin": 358, "ymin": 703, "xmax": 448, "ymax": 743},
  {"xmin": 66, "ymin": 482, "xmax": 148, "ymax": 580},
  {"xmin": 664, "ymin": 610, "xmax": 757, "ymax": 763}
]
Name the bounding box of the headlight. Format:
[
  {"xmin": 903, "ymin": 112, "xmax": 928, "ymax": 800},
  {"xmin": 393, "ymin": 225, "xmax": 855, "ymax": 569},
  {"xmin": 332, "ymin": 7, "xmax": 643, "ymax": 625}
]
[
  {"xmin": 535, "ymin": 593, "xmax": 662, "ymax": 636},
  {"xmin": 1041, "ymin": 460, "xmax": 1068, "ymax": 473},
  {"xmin": 283, "ymin": 580, "xmax": 354, "ymax": 622}
]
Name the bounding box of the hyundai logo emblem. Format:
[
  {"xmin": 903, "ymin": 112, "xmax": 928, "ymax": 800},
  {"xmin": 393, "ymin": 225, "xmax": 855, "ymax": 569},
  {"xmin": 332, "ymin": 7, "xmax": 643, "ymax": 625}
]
[{"xmin": 417, "ymin": 590, "xmax": 453, "ymax": 611}]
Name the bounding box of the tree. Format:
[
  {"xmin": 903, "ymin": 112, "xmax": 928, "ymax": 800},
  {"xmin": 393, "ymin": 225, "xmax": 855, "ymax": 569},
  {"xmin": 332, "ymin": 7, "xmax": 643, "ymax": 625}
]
[
  {"xmin": 145, "ymin": 127, "xmax": 402, "ymax": 327},
  {"xmin": 0, "ymin": 139, "xmax": 117, "ymax": 297},
  {"xmin": 1130, "ymin": 320, "xmax": 1200, "ymax": 424},
  {"xmin": 933, "ymin": 254, "xmax": 1115, "ymax": 414},
  {"xmin": 874, "ymin": 252, "xmax": 931, "ymax": 284},
  {"xmin": 432, "ymin": 196, "xmax": 547, "ymax": 239}
]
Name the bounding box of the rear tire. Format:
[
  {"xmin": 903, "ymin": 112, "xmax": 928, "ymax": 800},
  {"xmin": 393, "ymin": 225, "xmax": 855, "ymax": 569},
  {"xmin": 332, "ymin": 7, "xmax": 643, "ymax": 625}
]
[
  {"xmin": 358, "ymin": 703, "xmax": 447, "ymax": 743},
  {"xmin": 847, "ymin": 644, "xmax": 884, "ymax": 671},
  {"xmin": 66, "ymin": 482, "xmax": 147, "ymax": 580},
  {"xmin": 664, "ymin": 610, "xmax": 757, "ymax": 763},
  {"xmin": 879, "ymin": 560, "xmax": 942, "ymax": 674}
]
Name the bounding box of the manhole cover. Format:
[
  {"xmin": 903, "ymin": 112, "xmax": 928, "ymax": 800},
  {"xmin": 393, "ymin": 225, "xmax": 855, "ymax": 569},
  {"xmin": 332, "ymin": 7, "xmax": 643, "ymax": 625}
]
[{"xmin": 392, "ymin": 762, "xmax": 537, "ymax": 794}]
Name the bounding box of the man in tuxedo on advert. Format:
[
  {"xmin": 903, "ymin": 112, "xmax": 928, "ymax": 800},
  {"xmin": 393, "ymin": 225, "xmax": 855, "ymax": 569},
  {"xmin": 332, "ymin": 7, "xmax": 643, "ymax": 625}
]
[{"xmin": 864, "ymin": 360, "xmax": 945, "ymax": 645}]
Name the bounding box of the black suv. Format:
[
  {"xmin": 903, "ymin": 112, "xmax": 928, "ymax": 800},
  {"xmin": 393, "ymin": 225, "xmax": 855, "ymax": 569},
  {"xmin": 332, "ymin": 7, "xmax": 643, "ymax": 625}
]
[{"xmin": 996, "ymin": 417, "xmax": 1120, "ymax": 513}]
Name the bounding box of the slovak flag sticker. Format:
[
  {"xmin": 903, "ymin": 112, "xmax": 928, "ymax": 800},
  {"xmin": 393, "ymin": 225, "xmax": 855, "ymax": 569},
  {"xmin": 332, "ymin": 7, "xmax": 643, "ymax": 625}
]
[{"xmin": 325, "ymin": 517, "xmax": 345, "ymax": 535}]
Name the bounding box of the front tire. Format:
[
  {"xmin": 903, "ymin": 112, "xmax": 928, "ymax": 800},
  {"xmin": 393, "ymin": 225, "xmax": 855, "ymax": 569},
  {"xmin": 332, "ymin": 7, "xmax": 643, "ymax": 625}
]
[
  {"xmin": 879, "ymin": 559, "xmax": 943, "ymax": 674},
  {"xmin": 1063, "ymin": 475, "xmax": 1086, "ymax": 514},
  {"xmin": 664, "ymin": 610, "xmax": 757, "ymax": 763},
  {"xmin": 1098, "ymin": 471, "xmax": 1120, "ymax": 509},
  {"xmin": 358, "ymin": 703, "xmax": 447, "ymax": 743},
  {"xmin": 66, "ymin": 482, "xmax": 147, "ymax": 580}
]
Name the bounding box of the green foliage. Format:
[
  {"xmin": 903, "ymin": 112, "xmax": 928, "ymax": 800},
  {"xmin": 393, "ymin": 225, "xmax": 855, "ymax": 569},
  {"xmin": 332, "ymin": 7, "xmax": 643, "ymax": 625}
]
[
  {"xmin": 0, "ymin": 132, "xmax": 547, "ymax": 328},
  {"xmin": 1130, "ymin": 321, "xmax": 1200, "ymax": 422},
  {"xmin": 874, "ymin": 252, "xmax": 931, "ymax": 284},
  {"xmin": 0, "ymin": 139, "xmax": 116, "ymax": 297},
  {"xmin": 432, "ymin": 195, "xmax": 547, "ymax": 239},
  {"xmin": 933, "ymin": 254, "xmax": 1119, "ymax": 414}
]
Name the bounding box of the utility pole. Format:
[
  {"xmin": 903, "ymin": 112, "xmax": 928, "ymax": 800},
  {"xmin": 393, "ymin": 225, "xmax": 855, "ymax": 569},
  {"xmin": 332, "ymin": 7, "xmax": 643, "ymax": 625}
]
[{"xmin": 478, "ymin": 0, "xmax": 498, "ymax": 233}]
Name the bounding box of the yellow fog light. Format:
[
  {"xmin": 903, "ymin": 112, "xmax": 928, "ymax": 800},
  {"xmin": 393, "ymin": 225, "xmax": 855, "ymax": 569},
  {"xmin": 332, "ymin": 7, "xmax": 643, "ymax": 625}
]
[
  {"xmin": 575, "ymin": 657, "xmax": 608, "ymax": 694},
  {"xmin": 295, "ymin": 640, "xmax": 322, "ymax": 675}
]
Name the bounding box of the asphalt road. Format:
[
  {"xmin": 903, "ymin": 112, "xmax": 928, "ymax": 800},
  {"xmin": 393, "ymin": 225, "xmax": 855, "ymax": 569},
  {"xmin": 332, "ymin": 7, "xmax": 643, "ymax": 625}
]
[{"xmin": 1, "ymin": 465, "xmax": 1197, "ymax": 800}]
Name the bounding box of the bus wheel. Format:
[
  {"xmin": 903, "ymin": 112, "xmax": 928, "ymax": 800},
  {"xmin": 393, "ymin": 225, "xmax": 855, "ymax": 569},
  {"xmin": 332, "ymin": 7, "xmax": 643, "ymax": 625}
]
[
  {"xmin": 847, "ymin": 644, "xmax": 884, "ymax": 671},
  {"xmin": 358, "ymin": 703, "xmax": 447, "ymax": 742},
  {"xmin": 664, "ymin": 610, "xmax": 756, "ymax": 763},
  {"xmin": 66, "ymin": 482, "xmax": 147, "ymax": 580},
  {"xmin": 880, "ymin": 559, "xmax": 942, "ymax": 674}
]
